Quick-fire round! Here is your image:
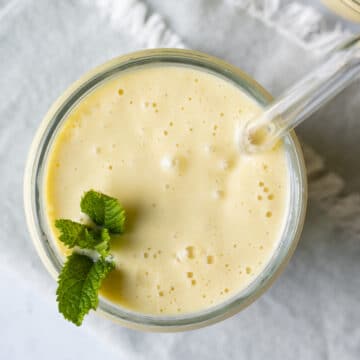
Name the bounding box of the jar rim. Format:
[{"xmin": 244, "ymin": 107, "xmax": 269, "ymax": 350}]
[{"xmin": 23, "ymin": 48, "xmax": 307, "ymax": 332}]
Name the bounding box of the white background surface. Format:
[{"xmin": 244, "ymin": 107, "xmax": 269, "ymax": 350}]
[
  {"xmin": 1, "ymin": 0, "xmax": 360, "ymax": 359},
  {"xmin": 0, "ymin": 269, "xmax": 118, "ymax": 359}
]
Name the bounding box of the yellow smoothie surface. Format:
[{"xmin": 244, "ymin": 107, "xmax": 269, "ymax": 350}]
[{"xmin": 45, "ymin": 65, "xmax": 289, "ymax": 315}]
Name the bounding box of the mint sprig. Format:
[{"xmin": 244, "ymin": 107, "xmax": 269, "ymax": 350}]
[
  {"xmin": 56, "ymin": 253, "xmax": 114, "ymax": 326},
  {"xmin": 55, "ymin": 190, "xmax": 126, "ymax": 326}
]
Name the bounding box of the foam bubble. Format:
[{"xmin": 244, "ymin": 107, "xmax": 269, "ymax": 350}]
[
  {"xmin": 212, "ymin": 190, "xmax": 224, "ymax": 199},
  {"xmin": 206, "ymin": 255, "xmax": 214, "ymax": 264},
  {"xmin": 219, "ymin": 160, "xmax": 230, "ymax": 170},
  {"xmin": 161, "ymin": 155, "xmax": 177, "ymax": 170},
  {"xmin": 176, "ymin": 249, "xmax": 188, "ymax": 262},
  {"xmin": 204, "ymin": 144, "xmax": 215, "ymax": 153},
  {"xmin": 186, "ymin": 246, "xmax": 195, "ymax": 259}
]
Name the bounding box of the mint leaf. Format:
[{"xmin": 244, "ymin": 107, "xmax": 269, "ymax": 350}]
[
  {"xmin": 56, "ymin": 253, "xmax": 115, "ymax": 326},
  {"xmin": 103, "ymin": 196, "xmax": 126, "ymax": 233},
  {"xmin": 80, "ymin": 191, "xmax": 105, "ymax": 225},
  {"xmin": 80, "ymin": 190, "xmax": 125, "ymax": 233},
  {"xmin": 93, "ymin": 228, "xmax": 111, "ymax": 258},
  {"xmin": 55, "ymin": 219, "xmax": 111, "ymax": 257}
]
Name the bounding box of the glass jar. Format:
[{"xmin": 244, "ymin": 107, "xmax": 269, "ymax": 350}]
[
  {"xmin": 322, "ymin": 0, "xmax": 360, "ymax": 22},
  {"xmin": 23, "ymin": 49, "xmax": 307, "ymax": 331}
]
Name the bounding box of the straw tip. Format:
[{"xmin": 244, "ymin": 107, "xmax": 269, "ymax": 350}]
[{"xmin": 235, "ymin": 121, "xmax": 277, "ymax": 154}]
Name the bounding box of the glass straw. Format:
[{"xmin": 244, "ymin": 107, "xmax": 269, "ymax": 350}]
[{"xmin": 237, "ymin": 35, "xmax": 360, "ymax": 153}]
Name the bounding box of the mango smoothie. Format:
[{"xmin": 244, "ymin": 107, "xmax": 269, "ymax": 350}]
[{"xmin": 44, "ymin": 64, "xmax": 290, "ymax": 316}]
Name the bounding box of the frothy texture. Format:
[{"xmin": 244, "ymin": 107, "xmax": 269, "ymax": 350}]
[{"xmin": 45, "ymin": 65, "xmax": 289, "ymax": 315}]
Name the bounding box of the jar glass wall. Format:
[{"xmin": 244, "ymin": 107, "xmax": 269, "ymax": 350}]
[{"xmin": 24, "ymin": 49, "xmax": 307, "ymax": 331}]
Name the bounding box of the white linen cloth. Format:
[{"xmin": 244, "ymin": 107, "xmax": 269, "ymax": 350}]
[{"xmin": 1, "ymin": 0, "xmax": 360, "ymax": 358}]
